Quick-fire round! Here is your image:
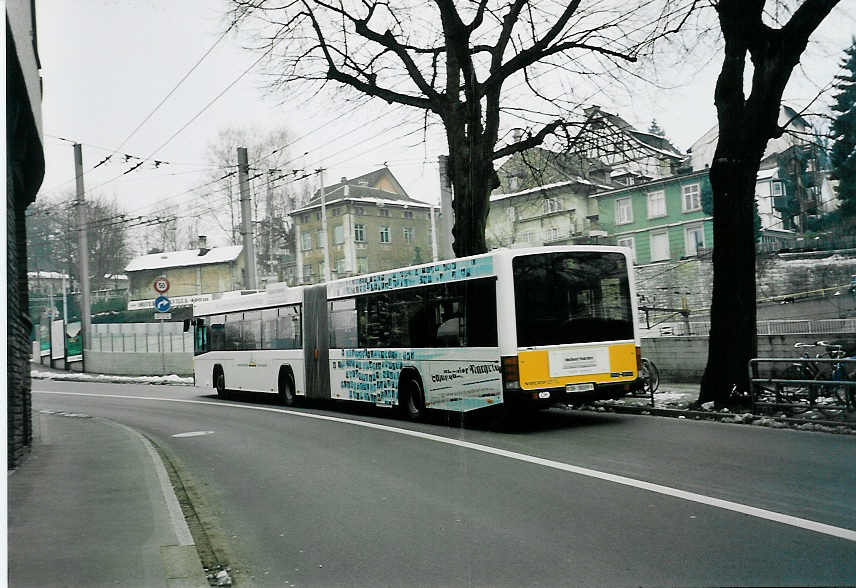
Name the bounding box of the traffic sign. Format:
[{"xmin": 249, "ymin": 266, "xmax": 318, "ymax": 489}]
[
  {"xmin": 154, "ymin": 312, "xmax": 172, "ymax": 320},
  {"xmin": 153, "ymin": 277, "xmax": 170, "ymax": 294},
  {"xmin": 154, "ymin": 296, "xmax": 172, "ymax": 312}
]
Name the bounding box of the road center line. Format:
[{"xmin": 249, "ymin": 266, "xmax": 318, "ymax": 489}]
[{"xmin": 34, "ymin": 389, "xmax": 856, "ymax": 543}]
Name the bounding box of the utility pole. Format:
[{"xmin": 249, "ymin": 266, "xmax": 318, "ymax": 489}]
[
  {"xmin": 437, "ymin": 155, "xmax": 455, "ymax": 260},
  {"xmin": 237, "ymin": 147, "xmax": 258, "ymax": 290},
  {"xmin": 317, "ymin": 168, "xmax": 332, "ymax": 282},
  {"xmin": 74, "ymin": 143, "xmax": 92, "ymax": 356},
  {"xmin": 430, "ymin": 204, "xmax": 439, "ymax": 262},
  {"xmin": 267, "ymin": 168, "xmax": 279, "ymax": 276}
]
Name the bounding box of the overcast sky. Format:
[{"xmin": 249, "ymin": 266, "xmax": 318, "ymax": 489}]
[{"xmin": 35, "ymin": 1, "xmax": 856, "ymax": 252}]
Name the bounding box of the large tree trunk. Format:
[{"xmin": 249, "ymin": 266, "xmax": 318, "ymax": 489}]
[
  {"xmin": 699, "ymin": 152, "xmax": 761, "ymax": 405},
  {"xmin": 446, "ymin": 128, "xmax": 499, "ymax": 257}
]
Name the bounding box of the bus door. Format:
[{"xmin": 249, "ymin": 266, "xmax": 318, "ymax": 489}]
[{"xmin": 303, "ymin": 284, "xmax": 331, "ymax": 399}]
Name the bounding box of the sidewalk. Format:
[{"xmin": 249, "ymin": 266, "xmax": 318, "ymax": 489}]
[{"xmin": 8, "ymin": 409, "xmax": 210, "ymax": 587}]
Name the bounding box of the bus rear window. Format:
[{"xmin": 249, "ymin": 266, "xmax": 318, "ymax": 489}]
[{"xmin": 513, "ymin": 252, "xmax": 633, "ymax": 347}]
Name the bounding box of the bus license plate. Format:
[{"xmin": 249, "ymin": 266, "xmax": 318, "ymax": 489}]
[{"xmin": 566, "ymin": 383, "xmax": 594, "ymax": 393}]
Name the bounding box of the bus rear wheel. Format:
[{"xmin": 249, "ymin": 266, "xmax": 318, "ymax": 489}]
[
  {"xmin": 399, "ymin": 374, "xmax": 425, "ymax": 421},
  {"xmin": 279, "ymin": 369, "xmax": 296, "ymax": 407},
  {"xmin": 215, "ymin": 368, "xmax": 229, "ymax": 400}
]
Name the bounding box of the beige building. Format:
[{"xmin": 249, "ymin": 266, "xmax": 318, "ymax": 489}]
[
  {"xmin": 291, "ymin": 168, "xmax": 438, "ymax": 284},
  {"xmin": 124, "ymin": 239, "xmax": 247, "ymax": 310}
]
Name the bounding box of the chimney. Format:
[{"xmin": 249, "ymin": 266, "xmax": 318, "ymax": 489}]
[
  {"xmin": 198, "ymin": 235, "xmax": 209, "ymax": 256},
  {"xmin": 512, "ymin": 128, "xmax": 523, "ymax": 143},
  {"xmin": 340, "ymin": 176, "xmax": 347, "ymax": 184}
]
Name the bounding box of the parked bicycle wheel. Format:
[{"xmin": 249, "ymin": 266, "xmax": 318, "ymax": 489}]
[
  {"xmin": 775, "ymin": 364, "xmax": 812, "ymax": 415},
  {"xmin": 640, "ymin": 358, "xmax": 660, "ymax": 394},
  {"xmin": 811, "ymin": 382, "xmax": 848, "ymax": 418}
]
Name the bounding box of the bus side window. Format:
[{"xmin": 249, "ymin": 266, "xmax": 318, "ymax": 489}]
[
  {"xmin": 329, "ymin": 299, "xmax": 357, "ymax": 348},
  {"xmin": 208, "ymin": 315, "xmax": 226, "ymax": 351},
  {"xmin": 194, "ymin": 319, "xmax": 208, "ymax": 354},
  {"xmin": 275, "ymin": 306, "xmax": 301, "ymax": 349},
  {"xmin": 225, "ymin": 313, "xmax": 243, "ymax": 350}
]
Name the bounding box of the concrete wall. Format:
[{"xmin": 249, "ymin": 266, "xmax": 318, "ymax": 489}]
[
  {"xmin": 642, "ymin": 333, "xmax": 856, "ymax": 383},
  {"xmin": 83, "ymin": 351, "xmax": 193, "ymax": 376}
]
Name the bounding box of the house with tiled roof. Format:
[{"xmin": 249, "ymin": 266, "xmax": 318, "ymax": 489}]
[
  {"xmin": 290, "ymin": 167, "xmax": 438, "ymax": 284},
  {"xmin": 124, "ymin": 238, "xmax": 247, "ymax": 310}
]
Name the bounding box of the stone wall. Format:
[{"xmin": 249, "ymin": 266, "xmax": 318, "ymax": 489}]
[
  {"xmin": 636, "ymin": 249, "xmax": 856, "ymax": 321},
  {"xmin": 642, "ymin": 333, "xmax": 856, "ymax": 383},
  {"xmin": 83, "ymin": 351, "xmax": 193, "ymax": 376}
]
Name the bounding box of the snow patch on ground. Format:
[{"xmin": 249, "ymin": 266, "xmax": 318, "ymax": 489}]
[{"xmin": 31, "ymin": 370, "xmax": 193, "ymax": 386}]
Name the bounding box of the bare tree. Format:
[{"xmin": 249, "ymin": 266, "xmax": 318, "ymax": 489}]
[
  {"xmin": 26, "ymin": 193, "xmax": 132, "ymax": 292},
  {"xmin": 230, "ymin": 0, "xmax": 696, "ymax": 255},
  {"xmin": 698, "ymin": 0, "xmax": 840, "ymax": 407}
]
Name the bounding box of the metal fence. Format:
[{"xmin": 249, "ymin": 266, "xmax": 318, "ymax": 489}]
[
  {"xmin": 646, "ymin": 318, "xmax": 856, "ymax": 338},
  {"xmin": 89, "ymin": 322, "xmax": 192, "ymax": 353}
]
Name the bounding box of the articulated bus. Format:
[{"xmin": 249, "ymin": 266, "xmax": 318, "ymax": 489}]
[{"xmin": 189, "ymin": 246, "xmax": 642, "ymax": 419}]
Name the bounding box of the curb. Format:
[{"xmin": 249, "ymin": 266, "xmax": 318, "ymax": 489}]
[{"xmin": 589, "ymin": 402, "xmax": 856, "ymax": 433}]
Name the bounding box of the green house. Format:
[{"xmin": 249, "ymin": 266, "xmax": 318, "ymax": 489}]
[{"xmin": 593, "ymin": 170, "xmax": 712, "ymax": 264}]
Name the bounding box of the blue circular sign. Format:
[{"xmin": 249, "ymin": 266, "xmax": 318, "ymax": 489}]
[{"xmin": 154, "ymin": 295, "xmax": 171, "ymax": 312}]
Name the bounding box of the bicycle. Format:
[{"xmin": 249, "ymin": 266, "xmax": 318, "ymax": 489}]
[
  {"xmin": 811, "ymin": 341, "xmax": 855, "ymax": 417},
  {"xmin": 775, "ymin": 341, "xmax": 854, "ymax": 417},
  {"xmin": 640, "ymin": 357, "xmax": 660, "ymax": 395}
]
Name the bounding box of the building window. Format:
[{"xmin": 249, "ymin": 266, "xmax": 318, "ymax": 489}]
[
  {"xmin": 333, "ymin": 225, "xmax": 344, "ymax": 245},
  {"xmin": 315, "ymin": 212, "xmax": 321, "ymax": 220},
  {"xmin": 403, "ymin": 227, "xmax": 413, "ymax": 243},
  {"xmin": 380, "ymin": 225, "xmax": 390, "ymax": 243},
  {"xmin": 682, "ymin": 183, "xmax": 701, "ymax": 212},
  {"xmin": 300, "ymin": 214, "xmax": 309, "ymax": 223},
  {"xmin": 317, "ymin": 230, "xmax": 326, "ymax": 249},
  {"xmin": 650, "ymin": 230, "xmax": 670, "ymax": 261},
  {"xmin": 545, "ymin": 227, "xmax": 559, "ymax": 242},
  {"xmin": 355, "ymin": 207, "xmax": 365, "ymax": 216},
  {"xmin": 617, "ymin": 236, "xmax": 636, "ymax": 263},
  {"xmin": 615, "ymin": 197, "xmax": 633, "ymax": 225},
  {"xmin": 357, "ymin": 257, "xmax": 368, "ymax": 274},
  {"xmin": 303, "ymin": 263, "xmax": 313, "ymax": 277},
  {"xmin": 354, "ymin": 224, "xmax": 365, "ymax": 242},
  {"xmin": 332, "ymin": 208, "xmax": 341, "ymax": 216},
  {"xmin": 403, "ymin": 210, "xmax": 414, "ymax": 219},
  {"xmin": 647, "ymin": 190, "xmax": 666, "ymax": 219},
  {"xmin": 772, "ymin": 181, "xmax": 784, "ymax": 196},
  {"xmin": 301, "ymin": 232, "xmax": 312, "ymax": 251},
  {"xmin": 521, "ymin": 231, "xmax": 535, "ymax": 243},
  {"xmin": 379, "ymin": 208, "xmax": 390, "ymax": 217},
  {"xmin": 543, "ymin": 198, "xmax": 561, "ymax": 214},
  {"xmin": 335, "ymin": 258, "xmax": 347, "ymax": 274},
  {"xmin": 506, "ymin": 206, "xmax": 517, "ymax": 223},
  {"xmin": 685, "ymin": 225, "xmax": 705, "ymax": 256},
  {"xmin": 510, "ymin": 176, "xmax": 520, "ymax": 191}
]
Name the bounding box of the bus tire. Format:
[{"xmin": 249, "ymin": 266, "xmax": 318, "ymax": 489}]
[
  {"xmin": 278, "ymin": 367, "xmax": 296, "ymax": 407},
  {"xmin": 399, "ymin": 372, "xmax": 425, "ymax": 421},
  {"xmin": 214, "ymin": 366, "xmax": 229, "ymax": 400}
]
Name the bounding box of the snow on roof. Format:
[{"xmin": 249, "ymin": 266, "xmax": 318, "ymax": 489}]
[
  {"xmin": 28, "ymin": 271, "xmax": 70, "ymax": 280},
  {"xmin": 125, "ymin": 245, "xmax": 243, "ymax": 272},
  {"xmin": 490, "ymin": 177, "xmax": 612, "ymax": 202},
  {"xmin": 756, "ymin": 167, "xmax": 779, "ymax": 181}
]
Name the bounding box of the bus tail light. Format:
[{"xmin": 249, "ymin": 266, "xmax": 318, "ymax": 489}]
[
  {"xmin": 636, "ymin": 346, "xmax": 642, "ymax": 374},
  {"xmin": 502, "ymin": 356, "xmax": 521, "ymax": 391}
]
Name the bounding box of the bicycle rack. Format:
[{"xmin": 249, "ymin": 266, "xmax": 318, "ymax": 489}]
[{"xmin": 748, "ymin": 357, "xmax": 856, "ymax": 415}]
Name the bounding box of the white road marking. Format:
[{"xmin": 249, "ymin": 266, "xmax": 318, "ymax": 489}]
[
  {"xmin": 172, "ymin": 431, "xmax": 215, "ymax": 438},
  {"xmin": 34, "ymin": 389, "xmax": 856, "ymax": 543}
]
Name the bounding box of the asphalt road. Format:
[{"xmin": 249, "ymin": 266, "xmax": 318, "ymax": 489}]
[{"xmin": 32, "ymin": 380, "xmax": 856, "ymax": 587}]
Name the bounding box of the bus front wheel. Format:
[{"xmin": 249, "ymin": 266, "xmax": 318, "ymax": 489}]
[{"xmin": 399, "ymin": 374, "xmax": 425, "ymax": 421}]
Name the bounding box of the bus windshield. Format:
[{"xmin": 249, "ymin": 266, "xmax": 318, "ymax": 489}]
[{"xmin": 513, "ymin": 251, "xmax": 634, "ymax": 347}]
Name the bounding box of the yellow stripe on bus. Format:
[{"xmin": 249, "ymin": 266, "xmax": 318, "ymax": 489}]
[{"xmin": 518, "ymin": 343, "xmax": 637, "ymax": 390}]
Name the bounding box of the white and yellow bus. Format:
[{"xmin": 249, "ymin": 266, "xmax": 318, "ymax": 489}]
[{"xmin": 189, "ymin": 246, "xmax": 642, "ymax": 419}]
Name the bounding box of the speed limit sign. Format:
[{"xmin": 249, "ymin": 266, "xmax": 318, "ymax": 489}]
[{"xmin": 153, "ymin": 277, "xmax": 170, "ymax": 294}]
